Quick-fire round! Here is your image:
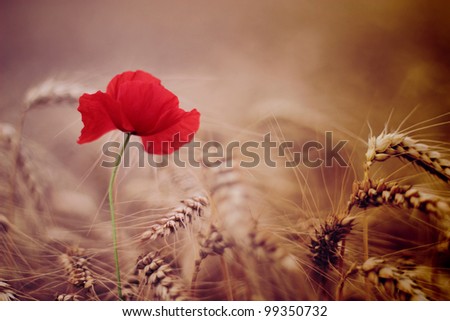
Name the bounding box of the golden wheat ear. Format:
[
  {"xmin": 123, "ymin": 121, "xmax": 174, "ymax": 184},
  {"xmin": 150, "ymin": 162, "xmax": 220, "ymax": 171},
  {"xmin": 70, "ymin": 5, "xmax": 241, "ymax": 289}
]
[
  {"xmin": 1, "ymin": 122, "xmax": 52, "ymax": 253},
  {"xmin": 197, "ymin": 223, "xmax": 231, "ymax": 260},
  {"xmin": 1, "ymin": 121, "xmax": 53, "ymax": 212},
  {"xmin": 24, "ymin": 78, "xmax": 92, "ymax": 110},
  {"xmin": 59, "ymin": 247, "xmax": 95, "ymax": 291},
  {"xmin": 365, "ymin": 132, "xmax": 450, "ymax": 183},
  {"xmin": 140, "ymin": 195, "xmax": 209, "ymax": 242},
  {"xmin": 55, "ymin": 294, "xmax": 84, "ymax": 301},
  {"xmin": 121, "ymin": 269, "xmax": 140, "ymax": 301},
  {"xmin": 0, "ymin": 280, "xmax": 19, "ymax": 301},
  {"xmin": 192, "ymin": 222, "xmax": 232, "ymax": 290},
  {"xmin": 348, "ymin": 179, "xmax": 450, "ymax": 242},
  {"xmin": 136, "ymin": 251, "xmax": 190, "ymax": 301},
  {"xmin": 359, "ymin": 257, "xmax": 429, "ymax": 301},
  {"xmin": 195, "ymin": 223, "xmax": 231, "ymax": 273}
]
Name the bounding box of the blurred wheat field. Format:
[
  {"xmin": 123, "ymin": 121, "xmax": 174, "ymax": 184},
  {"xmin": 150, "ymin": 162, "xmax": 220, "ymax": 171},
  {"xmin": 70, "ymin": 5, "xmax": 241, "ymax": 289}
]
[{"xmin": 1, "ymin": 0, "xmax": 450, "ymax": 301}]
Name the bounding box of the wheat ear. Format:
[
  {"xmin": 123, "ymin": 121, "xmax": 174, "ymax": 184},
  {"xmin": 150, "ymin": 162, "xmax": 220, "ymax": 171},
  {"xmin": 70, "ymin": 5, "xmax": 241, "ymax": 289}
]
[
  {"xmin": 121, "ymin": 271, "xmax": 140, "ymax": 301},
  {"xmin": 249, "ymin": 229, "xmax": 297, "ymax": 270},
  {"xmin": 360, "ymin": 257, "xmax": 428, "ymax": 300},
  {"xmin": 1, "ymin": 123, "xmax": 48, "ymax": 212},
  {"xmin": 141, "ymin": 195, "xmax": 209, "ymax": 242},
  {"xmin": 56, "ymin": 294, "xmax": 83, "ymax": 301},
  {"xmin": 207, "ymin": 162, "xmax": 295, "ymax": 267},
  {"xmin": 197, "ymin": 223, "xmax": 231, "ymax": 260},
  {"xmin": 136, "ymin": 251, "xmax": 190, "ymax": 301},
  {"xmin": 309, "ymin": 217, "xmax": 354, "ymax": 271},
  {"xmin": 193, "ymin": 223, "xmax": 232, "ymax": 287},
  {"xmin": 207, "ymin": 163, "xmax": 255, "ymax": 243},
  {"xmin": 59, "ymin": 247, "xmax": 95, "ymax": 290},
  {"xmin": 0, "ymin": 215, "xmax": 10, "ymax": 233},
  {"xmin": 0, "ymin": 280, "xmax": 18, "ymax": 301},
  {"xmin": 1, "ymin": 123, "xmax": 19, "ymax": 217},
  {"xmin": 15, "ymin": 144, "xmax": 48, "ymax": 211},
  {"xmin": 348, "ymin": 179, "xmax": 450, "ymax": 226},
  {"xmin": 365, "ymin": 131, "xmax": 450, "ymax": 183},
  {"xmin": 24, "ymin": 78, "xmax": 91, "ymax": 110}
]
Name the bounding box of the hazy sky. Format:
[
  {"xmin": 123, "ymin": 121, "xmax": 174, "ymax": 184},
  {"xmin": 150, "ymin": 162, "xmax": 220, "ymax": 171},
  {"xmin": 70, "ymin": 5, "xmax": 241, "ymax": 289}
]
[{"xmin": 1, "ymin": 0, "xmax": 449, "ymax": 128}]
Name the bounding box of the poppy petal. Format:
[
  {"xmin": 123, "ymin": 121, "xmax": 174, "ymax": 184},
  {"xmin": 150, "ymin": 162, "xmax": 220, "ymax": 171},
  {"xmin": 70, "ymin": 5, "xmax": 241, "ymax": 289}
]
[
  {"xmin": 149, "ymin": 101, "xmax": 188, "ymax": 134},
  {"xmin": 116, "ymin": 81, "xmax": 179, "ymax": 135},
  {"xmin": 77, "ymin": 91, "xmax": 118, "ymax": 144},
  {"xmin": 106, "ymin": 70, "xmax": 161, "ymax": 99},
  {"xmin": 140, "ymin": 109, "xmax": 200, "ymax": 154}
]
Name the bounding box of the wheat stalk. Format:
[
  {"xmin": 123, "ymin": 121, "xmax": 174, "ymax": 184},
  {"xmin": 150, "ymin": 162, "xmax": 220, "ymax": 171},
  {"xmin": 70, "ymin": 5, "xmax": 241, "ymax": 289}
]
[
  {"xmin": 0, "ymin": 280, "xmax": 18, "ymax": 301},
  {"xmin": 136, "ymin": 251, "xmax": 190, "ymax": 301},
  {"xmin": 59, "ymin": 247, "xmax": 95, "ymax": 290},
  {"xmin": 359, "ymin": 257, "xmax": 428, "ymax": 300},
  {"xmin": 365, "ymin": 131, "xmax": 450, "ymax": 183},
  {"xmin": 141, "ymin": 195, "xmax": 209, "ymax": 242}
]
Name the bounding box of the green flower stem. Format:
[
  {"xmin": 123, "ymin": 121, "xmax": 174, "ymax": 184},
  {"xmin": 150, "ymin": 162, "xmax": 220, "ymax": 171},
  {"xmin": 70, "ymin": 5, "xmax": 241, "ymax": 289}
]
[{"xmin": 108, "ymin": 132, "xmax": 131, "ymax": 300}]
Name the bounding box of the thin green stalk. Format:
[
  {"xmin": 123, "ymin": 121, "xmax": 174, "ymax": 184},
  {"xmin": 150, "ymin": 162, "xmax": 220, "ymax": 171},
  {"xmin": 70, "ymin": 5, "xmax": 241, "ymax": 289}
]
[{"xmin": 108, "ymin": 133, "xmax": 131, "ymax": 300}]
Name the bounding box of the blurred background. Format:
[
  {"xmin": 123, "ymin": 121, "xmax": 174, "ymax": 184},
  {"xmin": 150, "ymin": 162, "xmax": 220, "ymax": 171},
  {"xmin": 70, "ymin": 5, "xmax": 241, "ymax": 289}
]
[{"xmin": 1, "ymin": 0, "xmax": 450, "ymax": 127}]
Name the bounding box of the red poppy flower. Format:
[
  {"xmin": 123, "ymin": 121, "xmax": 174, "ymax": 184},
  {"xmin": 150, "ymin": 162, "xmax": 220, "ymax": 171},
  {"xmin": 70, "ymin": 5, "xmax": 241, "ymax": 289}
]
[{"xmin": 77, "ymin": 70, "xmax": 200, "ymax": 154}]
